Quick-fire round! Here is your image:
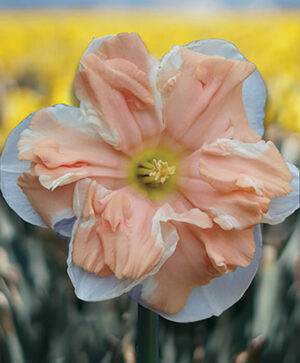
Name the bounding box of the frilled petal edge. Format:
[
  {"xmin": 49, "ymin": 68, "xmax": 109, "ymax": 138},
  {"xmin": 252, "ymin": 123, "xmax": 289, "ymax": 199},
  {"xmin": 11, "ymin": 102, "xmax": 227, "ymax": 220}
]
[
  {"xmin": 67, "ymin": 187, "xmax": 179, "ymax": 302},
  {"xmin": 262, "ymin": 162, "xmax": 299, "ymax": 225},
  {"xmin": 128, "ymin": 225, "xmax": 262, "ymax": 322},
  {"xmin": 0, "ymin": 104, "xmax": 88, "ymax": 236},
  {"xmin": 185, "ymin": 38, "xmax": 266, "ymax": 138},
  {"xmin": 75, "ymin": 32, "xmax": 163, "ymax": 155},
  {"xmin": 79, "ymin": 35, "xmax": 115, "ymax": 66}
]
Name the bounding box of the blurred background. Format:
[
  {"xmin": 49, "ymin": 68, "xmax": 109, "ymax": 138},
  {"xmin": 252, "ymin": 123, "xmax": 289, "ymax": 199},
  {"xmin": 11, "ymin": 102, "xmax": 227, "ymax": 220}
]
[{"xmin": 0, "ymin": 0, "xmax": 299, "ymax": 362}]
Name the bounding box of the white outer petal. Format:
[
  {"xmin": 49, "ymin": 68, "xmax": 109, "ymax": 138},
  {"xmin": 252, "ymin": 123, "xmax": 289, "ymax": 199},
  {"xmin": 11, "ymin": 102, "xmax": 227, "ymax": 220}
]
[
  {"xmin": 128, "ymin": 225, "xmax": 262, "ymax": 322},
  {"xmin": 1, "ymin": 104, "xmax": 84, "ymax": 236},
  {"xmin": 149, "ymin": 63, "xmax": 163, "ymax": 124},
  {"xmin": 0, "ymin": 111, "xmax": 46, "ymax": 228},
  {"xmin": 159, "ymin": 45, "xmax": 182, "ymax": 74},
  {"xmin": 184, "ymin": 39, "xmax": 266, "ymax": 137},
  {"xmin": 67, "ymin": 186, "xmax": 179, "ymax": 302},
  {"xmin": 79, "ymin": 35, "xmax": 115, "ymax": 68},
  {"xmin": 79, "ymin": 99, "xmax": 120, "ymax": 148},
  {"xmin": 52, "ymin": 212, "xmax": 76, "ymax": 238},
  {"xmin": 18, "ymin": 104, "xmax": 97, "ymax": 195},
  {"xmin": 51, "ymin": 103, "xmax": 97, "ymax": 136},
  {"xmin": 204, "ymin": 138, "xmax": 269, "ymax": 158},
  {"xmin": 262, "ymin": 162, "xmax": 300, "ymax": 225}
]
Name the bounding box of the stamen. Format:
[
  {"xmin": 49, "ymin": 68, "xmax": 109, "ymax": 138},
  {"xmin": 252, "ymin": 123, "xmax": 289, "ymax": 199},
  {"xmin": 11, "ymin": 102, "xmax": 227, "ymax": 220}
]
[{"xmin": 137, "ymin": 159, "xmax": 176, "ymax": 184}]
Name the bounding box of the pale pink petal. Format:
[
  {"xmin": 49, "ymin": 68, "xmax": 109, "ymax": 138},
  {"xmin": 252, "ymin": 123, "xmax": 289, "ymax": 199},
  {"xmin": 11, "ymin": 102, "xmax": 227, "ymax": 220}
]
[
  {"xmin": 157, "ymin": 194, "xmax": 213, "ymax": 229},
  {"xmin": 141, "ymin": 221, "xmax": 221, "ymax": 314},
  {"xmin": 178, "ymin": 139, "xmax": 292, "ymax": 230},
  {"xmin": 141, "ymin": 223, "xmax": 256, "ymax": 315},
  {"xmin": 17, "ymin": 172, "xmax": 74, "ymax": 232},
  {"xmin": 190, "ymin": 224, "xmax": 255, "ymax": 273},
  {"xmin": 184, "ymin": 39, "xmax": 267, "ymax": 138},
  {"xmin": 128, "ymin": 226, "xmax": 262, "ymax": 322},
  {"xmin": 75, "ymin": 33, "xmax": 163, "ymax": 155},
  {"xmin": 178, "ymin": 177, "xmax": 269, "ymax": 230},
  {"xmin": 17, "ymin": 105, "xmax": 128, "ymax": 191},
  {"xmin": 140, "ymin": 197, "xmax": 255, "ymax": 314},
  {"xmin": 68, "ymin": 180, "xmax": 178, "ymax": 301},
  {"xmin": 100, "ymin": 192, "xmax": 163, "ymax": 279},
  {"xmin": 72, "ymin": 180, "xmax": 174, "ymax": 281},
  {"xmin": 165, "ymin": 195, "xmax": 255, "ymax": 270},
  {"xmin": 158, "ymin": 47, "xmax": 260, "ymax": 151},
  {"xmin": 263, "ymin": 162, "xmax": 300, "ymax": 224},
  {"xmin": 71, "ymin": 178, "xmax": 111, "ymax": 277},
  {"xmin": 72, "ymin": 223, "xmax": 113, "ymax": 277}
]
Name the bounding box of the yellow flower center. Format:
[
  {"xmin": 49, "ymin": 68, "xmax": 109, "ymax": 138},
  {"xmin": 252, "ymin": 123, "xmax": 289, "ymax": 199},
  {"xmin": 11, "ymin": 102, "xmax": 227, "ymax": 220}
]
[
  {"xmin": 128, "ymin": 146, "xmax": 179, "ymax": 200},
  {"xmin": 137, "ymin": 159, "xmax": 176, "ymax": 185}
]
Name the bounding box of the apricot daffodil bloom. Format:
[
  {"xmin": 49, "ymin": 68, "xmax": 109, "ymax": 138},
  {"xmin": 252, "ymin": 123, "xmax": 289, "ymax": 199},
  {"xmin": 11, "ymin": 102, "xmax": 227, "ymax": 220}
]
[{"xmin": 1, "ymin": 33, "xmax": 299, "ymax": 322}]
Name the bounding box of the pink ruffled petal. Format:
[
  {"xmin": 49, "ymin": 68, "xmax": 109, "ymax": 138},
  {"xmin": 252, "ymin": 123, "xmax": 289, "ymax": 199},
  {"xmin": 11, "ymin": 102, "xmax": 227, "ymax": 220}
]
[
  {"xmin": 75, "ymin": 33, "xmax": 163, "ymax": 155},
  {"xmin": 140, "ymin": 197, "xmax": 255, "ymax": 314},
  {"xmin": 157, "ymin": 194, "xmax": 213, "ymax": 229},
  {"xmin": 190, "ymin": 224, "xmax": 255, "ymax": 273},
  {"xmin": 72, "ymin": 224, "xmax": 113, "ymax": 278},
  {"xmin": 141, "ymin": 221, "xmax": 221, "ymax": 314},
  {"xmin": 158, "ymin": 47, "xmax": 261, "ymax": 152},
  {"xmin": 72, "ymin": 180, "xmax": 171, "ymax": 281},
  {"xmin": 68, "ymin": 180, "xmax": 178, "ymax": 302},
  {"xmin": 141, "ymin": 223, "xmax": 256, "ymax": 314},
  {"xmin": 17, "ymin": 105, "xmax": 128, "ymax": 191},
  {"xmin": 128, "ymin": 226, "xmax": 262, "ymax": 322},
  {"xmin": 167, "ymin": 195, "xmax": 255, "ymax": 271},
  {"xmin": 159, "ymin": 226, "xmax": 262, "ymax": 322},
  {"xmin": 17, "ymin": 172, "xmax": 74, "ymax": 233},
  {"xmin": 263, "ymin": 162, "xmax": 300, "ymax": 224},
  {"xmin": 178, "ymin": 139, "xmax": 292, "ymax": 230},
  {"xmin": 184, "ymin": 38, "xmax": 267, "ymax": 138}
]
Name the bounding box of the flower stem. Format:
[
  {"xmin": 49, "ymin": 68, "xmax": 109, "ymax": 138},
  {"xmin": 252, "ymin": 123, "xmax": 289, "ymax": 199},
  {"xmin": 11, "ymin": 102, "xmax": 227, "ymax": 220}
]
[{"xmin": 138, "ymin": 304, "xmax": 159, "ymax": 363}]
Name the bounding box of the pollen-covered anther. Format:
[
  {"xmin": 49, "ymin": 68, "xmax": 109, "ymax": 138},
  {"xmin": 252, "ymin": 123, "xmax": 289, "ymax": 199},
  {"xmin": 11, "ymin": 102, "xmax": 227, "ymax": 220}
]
[{"xmin": 138, "ymin": 159, "xmax": 176, "ymax": 184}]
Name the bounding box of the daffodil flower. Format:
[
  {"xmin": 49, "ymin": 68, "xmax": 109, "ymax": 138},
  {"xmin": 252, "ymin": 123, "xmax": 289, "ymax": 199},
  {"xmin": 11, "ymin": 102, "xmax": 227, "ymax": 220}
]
[{"xmin": 1, "ymin": 33, "xmax": 299, "ymax": 322}]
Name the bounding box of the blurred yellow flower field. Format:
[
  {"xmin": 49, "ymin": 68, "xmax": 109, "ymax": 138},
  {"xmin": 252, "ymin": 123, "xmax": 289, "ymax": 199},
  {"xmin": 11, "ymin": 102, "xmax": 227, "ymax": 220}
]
[{"xmin": 0, "ymin": 10, "xmax": 300, "ymax": 148}]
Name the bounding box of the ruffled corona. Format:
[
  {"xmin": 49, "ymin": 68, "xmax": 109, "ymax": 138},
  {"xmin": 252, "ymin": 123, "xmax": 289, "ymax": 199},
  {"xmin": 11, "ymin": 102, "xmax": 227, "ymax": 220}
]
[{"xmin": 1, "ymin": 33, "xmax": 299, "ymax": 322}]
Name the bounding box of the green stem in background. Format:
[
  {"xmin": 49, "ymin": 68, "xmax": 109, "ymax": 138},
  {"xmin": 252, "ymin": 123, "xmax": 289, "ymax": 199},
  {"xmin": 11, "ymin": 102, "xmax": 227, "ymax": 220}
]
[{"xmin": 138, "ymin": 304, "xmax": 159, "ymax": 363}]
